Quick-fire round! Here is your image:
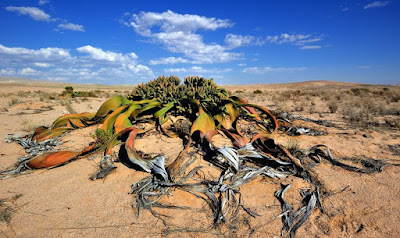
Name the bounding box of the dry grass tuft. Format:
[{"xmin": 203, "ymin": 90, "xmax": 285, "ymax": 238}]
[{"xmin": 60, "ymin": 98, "xmax": 77, "ymax": 114}]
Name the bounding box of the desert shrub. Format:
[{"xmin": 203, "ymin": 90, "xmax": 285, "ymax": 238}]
[
  {"xmin": 308, "ymin": 104, "xmax": 316, "ymax": 114},
  {"xmin": 350, "ymin": 88, "xmax": 370, "ymax": 96},
  {"xmin": 287, "ymin": 138, "xmax": 301, "ymax": 155},
  {"xmin": 328, "ymin": 100, "xmax": 338, "ymax": 113},
  {"xmin": 21, "ymin": 119, "xmax": 38, "ymax": 132},
  {"xmin": 253, "ymin": 89, "xmax": 263, "ymax": 94},
  {"xmin": 294, "ymin": 101, "xmax": 306, "ymax": 112},
  {"xmin": 65, "ymin": 86, "xmax": 74, "ymax": 93},
  {"xmin": 60, "ymin": 98, "xmax": 76, "ymax": 114},
  {"xmin": 235, "ymin": 90, "xmax": 245, "ymax": 93},
  {"xmin": 8, "ymin": 97, "xmax": 20, "ymax": 106},
  {"xmin": 385, "ymin": 118, "xmax": 400, "ymax": 128}
]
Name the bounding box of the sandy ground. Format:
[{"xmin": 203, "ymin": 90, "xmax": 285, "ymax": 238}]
[{"xmin": 0, "ymin": 80, "xmax": 399, "ymax": 237}]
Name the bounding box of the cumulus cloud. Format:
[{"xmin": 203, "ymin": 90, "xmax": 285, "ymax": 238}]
[
  {"xmin": 243, "ymin": 66, "xmax": 306, "ymax": 74},
  {"xmin": 77, "ymin": 45, "xmax": 138, "ymax": 63},
  {"xmin": 129, "ymin": 10, "xmax": 233, "ymax": 35},
  {"xmin": 57, "ymin": 23, "xmax": 85, "ymax": 32},
  {"xmin": 0, "ymin": 44, "xmax": 154, "ymax": 83},
  {"xmin": 125, "ymin": 10, "xmax": 239, "ymax": 63},
  {"xmin": 0, "ymin": 44, "xmax": 71, "ymax": 66},
  {"xmin": 5, "ymin": 6, "xmax": 52, "ymax": 22},
  {"xmin": 149, "ymin": 57, "xmax": 189, "ymax": 65},
  {"xmin": 364, "ymin": 1, "xmax": 390, "ymax": 9}
]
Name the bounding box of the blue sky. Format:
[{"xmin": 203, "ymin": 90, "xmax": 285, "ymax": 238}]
[{"xmin": 0, "ymin": 0, "xmax": 399, "ymax": 85}]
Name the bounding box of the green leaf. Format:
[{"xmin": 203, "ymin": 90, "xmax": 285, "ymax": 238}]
[{"xmin": 94, "ymin": 95, "xmax": 132, "ymax": 119}]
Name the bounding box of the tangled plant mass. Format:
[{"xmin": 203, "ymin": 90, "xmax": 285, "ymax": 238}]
[{"xmin": 2, "ymin": 76, "xmax": 388, "ymax": 237}]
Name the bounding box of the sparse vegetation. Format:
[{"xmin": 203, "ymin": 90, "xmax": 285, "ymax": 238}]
[
  {"xmin": 8, "ymin": 97, "xmax": 21, "ymax": 106},
  {"xmin": 60, "ymin": 98, "xmax": 76, "ymax": 114},
  {"xmin": 21, "ymin": 118, "xmax": 38, "ymax": 132},
  {"xmin": 287, "ymin": 138, "xmax": 301, "ymax": 155}
]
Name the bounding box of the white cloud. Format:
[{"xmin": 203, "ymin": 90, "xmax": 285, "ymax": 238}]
[
  {"xmin": 5, "ymin": 6, "xmax": 52, "ymax": 22},
  {"xmin": 20, "ymin": 67, "xmax": 38, "ymax": 75},
  {"xmin": 6, "ymin": 5, "xmax": 86, "ymax": 33},
  {"xmin": 0, "ymin": 44, "xmax": 154, "ymax": 83},
  {"xmin": 33, "ymin": 62, "xmax": 52, "ymax": 67},
  {"xmin": 0, "ymin": 44, "xmax": 71, "ymax": 66},
  {"xmin": 364, "ymin": 1, "xmax": 390, "ymax": 9},
  {"xmin": 224, "ymin": 33, "xmax": 324, "ymax": 50},
  {"xmin": 57, "ymin": 23, "xmax": 85, "ymax": 32},
  {"xmin": 243, "ymin": 66, "xmax": 307, "ymax": 74},
  {"xmin": 149, "ymin": 57, "xmax": 189, "ymax": 65},
  {"xmin": 38, "ymin": 0, "xmax": 50, "ymax": 5},
  {"xmin": 278, "ymin": 33, "xmax": 310, "ymax": 44},
  {"xmin": 77, "ymin": 45, "xmax": 138, "ymax": 63},
  {"xmin": 225, "ymin": 34, "xmax": 255, "ymax": 49},
  {"xmin": 129, "ymin": 10, "xmax": 233, "ymax": 35},
  {"xmin": 164, "ymin": 66, "xmax": 231, "ymax": 74},
  {"xmin": 299, "ymin": 45, "xmax": 322, "ymax": 50},
  {"xmin": 126, "ymin": 10, "xmax": 239, "ymax": 63}
]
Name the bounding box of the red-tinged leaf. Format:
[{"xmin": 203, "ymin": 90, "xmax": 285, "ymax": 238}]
[
  {"xmin": 32, "ymin": 127, "xmax": 73, "ymax": 142},
  {"xmin": 33, "ymin": 126, "xmax": 49, "ymax": 135},
  {"xmin": 238, "ymin": 103, "xmax": 279, "ymax": 133},
  {"xmin": 32, "ymin": 126, "xmax": 51, "ymax": 140},
  {"xmin": 27, "ymin": 151, "xmax": 81, "ymax": 169},
  {"xmin": 204, "ymin": 130, "xmax": 218, "ymax": 143},
  {"xmin": 230, "ymin": 96, "xmax": 261, "ymax": 121},
  {"xmin": 221, "ymin": 129, "xmax": 249, "ymax": 148},
  {"xmin": 190, "ymin": 105, "xmax": 216, "ymax": 135},
  {"xmin": 250, "ymin": 132, "xmax": 272, "ymax": 143},
  {"xmin": 100, "ymin": 104, "xmax": 131, "ymax": 134}
]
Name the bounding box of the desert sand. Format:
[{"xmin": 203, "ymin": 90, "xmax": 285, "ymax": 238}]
[{"xmin": 0, "ymin": 79, "xmax": 399, "ymax": 237}]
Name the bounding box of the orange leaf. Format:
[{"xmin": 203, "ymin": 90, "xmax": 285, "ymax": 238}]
[
  {"xmin": 27, "ymin": 151, "xmax": 81, "ymax": 169},
  {"xmin": 100, "ymin": 104, "xmax": 131, "ymax": 134},
  {"xmin": 114, "ymin": 104, "xmax": 141, "ymax": 134}
]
